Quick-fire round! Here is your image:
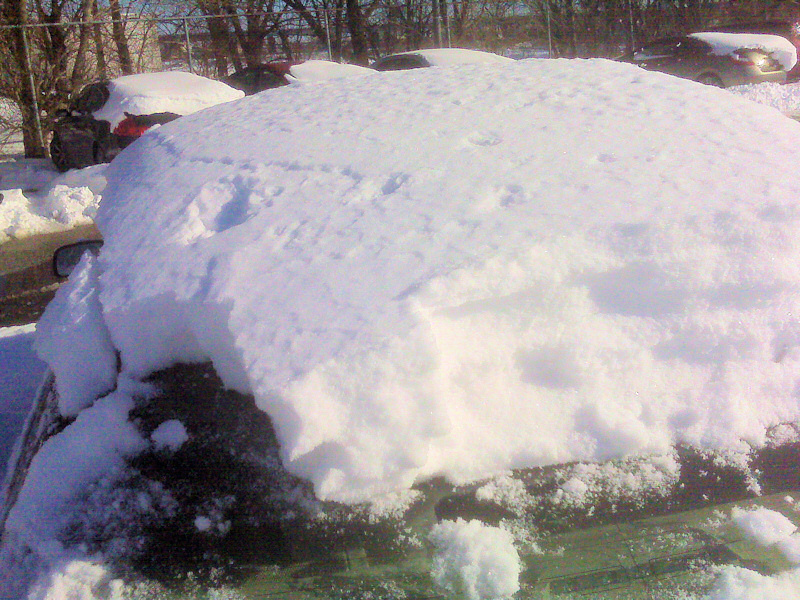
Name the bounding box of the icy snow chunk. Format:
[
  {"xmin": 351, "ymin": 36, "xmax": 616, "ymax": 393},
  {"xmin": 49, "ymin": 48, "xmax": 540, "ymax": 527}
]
[
  {"xmin": 706, "ymin": 566, "xmax": 800, "ymax": 600},
  {"xmin": 36, "ymin": 254, "xmax": 117, "ymax": 417},
  {"xmin": 27, "ymin": 559, "xmax": 125, "ymax": 600},
  {"xmin": 731, "ymin": 506, "xmax": 797, "ymax": 546},
  {"xmin": 91, "ymin": 71, "xmax": 244, "ymax": 129},
  {"xmin": 691, "ymin": 32, "xmax": 798, "ymax": 70},
  {"xmin": 95, "ymin": 58, "xmax": 800, "ymax": 503},
  {"xmin": 151, "ymin": 419, "xmax": 189, "ymax": 451},
  {"xmin": 429, "ymin": 518, "xmax": 520, "ymax": 600}
]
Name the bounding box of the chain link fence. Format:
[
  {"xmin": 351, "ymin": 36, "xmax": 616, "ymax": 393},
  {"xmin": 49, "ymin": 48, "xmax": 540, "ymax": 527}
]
[{"xmin": 1, "ymin": 2, "xmax": 795, "ymax": 159}]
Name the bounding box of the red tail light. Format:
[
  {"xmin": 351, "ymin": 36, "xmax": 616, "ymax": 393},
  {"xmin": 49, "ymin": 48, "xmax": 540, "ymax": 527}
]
[{"xmin": 113, "ymin": 116, "xmax": 151, "ymax": 138}]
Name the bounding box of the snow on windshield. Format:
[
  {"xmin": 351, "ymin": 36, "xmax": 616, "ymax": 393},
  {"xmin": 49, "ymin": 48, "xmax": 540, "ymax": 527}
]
[
  {"xmin": 404, "ymin": 48, "xmax": 513, "ymax": 66},
  {"xmin": 94, "ymin": 58, "xmax": 800, "ymax": 504},
  {"xmin": 690, "ymin": 32, "xmax": 798, "ymax": 70},
  {"xmin": 90, "ymin": 72, "xmax": 244, "ymax": 129}
]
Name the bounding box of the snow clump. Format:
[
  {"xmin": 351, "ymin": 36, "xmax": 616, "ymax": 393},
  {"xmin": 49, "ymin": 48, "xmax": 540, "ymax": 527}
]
[
  {"xmin": 731, "ymin": 506, "xmax": 797, "ymax": 547},
  {"xmin": 150, "ymin": 419, "xmax": 189, "ymax": 451},
  {"xmin": 90, "ymin": 58, "xmax": 800, "ymax": 504},
  {"xmin": 429, "ymin": 518, "xmax": 521, "ymax": 600}
]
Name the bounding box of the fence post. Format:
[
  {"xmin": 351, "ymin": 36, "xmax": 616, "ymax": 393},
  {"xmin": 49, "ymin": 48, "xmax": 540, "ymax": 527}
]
[
  {"xmin": 322, "ymin": 9, "xmax": 333, "ymax": 61},
  {"xmin": 21, "ymin": 26, "xmax": 45, "ymax": 152},
  {"xmin": 546, "ymin": 2, "xmax": 553, "ymax": 58},
  {"xmin": 183, "ymin": 18, "xmax": 194, "ymax": 73}
]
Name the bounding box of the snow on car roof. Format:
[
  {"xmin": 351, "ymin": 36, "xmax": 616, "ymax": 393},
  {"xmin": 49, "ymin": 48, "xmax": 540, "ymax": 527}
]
[
  {"xmin": 90, "ymin": 71, "xmax": 244, "ymax": 129},
  {"xmin": 93, "ymin": 58, "xmax": 800, "ymax": 504},
  {"xmin": 690, "ymin": 31, "xmax": 798, "ymax": 70},
  {"xmin": 287, "ymin": 60, "xmax": 376, "ymax": 83},
  {"xmin": 391, "ymin": 47, "xmax": 513, "ymax": 66}
]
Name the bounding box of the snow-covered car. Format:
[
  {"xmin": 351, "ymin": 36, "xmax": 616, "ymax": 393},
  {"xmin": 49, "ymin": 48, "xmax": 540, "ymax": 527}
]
[
  {"xmin": 224, "ymin": 60, "xmax": 375, "ymax": 95},
  {"xmin": 7, "ymin": 58, "xmax": 800, "ymax": 598},
  {"xmin": 618, "ymin": 32, "xmax": 793, "ymax": 87},
  {"xmin": 49, "ymin": 72, "xmax": 244, "ymax": 172},
  {"xmin": 371, "ymin": 47, "xmax": 513, "ymax": 70}
]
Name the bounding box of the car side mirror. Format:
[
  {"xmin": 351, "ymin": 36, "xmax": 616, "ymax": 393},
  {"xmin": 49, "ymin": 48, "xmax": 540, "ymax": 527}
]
[{"xmin": 53, "ymin": 240, "xmax": 104, "ymax": 278}]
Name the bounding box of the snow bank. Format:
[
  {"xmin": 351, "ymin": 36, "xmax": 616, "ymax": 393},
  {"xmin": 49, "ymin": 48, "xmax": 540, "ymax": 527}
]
[
  {"xmin": 288, "ymin": 60, "xmax": 375, "ymax": 83},
  {"xmin": 35, "ymin": 254, "xmax": 117, "ymax": 417},
  {"xmin": 691, "ymin": 32, "xmax": 798, "ymax": 70},
  {"xmin": 706, "ymin": 567, "xmax": 800, "ymax": 600},
  {"xmin": 95, "ymin": 58, "xmax": 800, "ymax": 503},
  {"xmin": 91, "ymin": 72, "xmax": 244, "ymax": 129},
  {"xmin": 26, "ymin": 559, "xmax": 125, "ymax": 600},
  {"xmin": 0, "ymin": 163, "xmax": 105, "ymax": 242},
  {"xmin": 429, "ymin": 518, "xmax": 520, "ymax": 600},
  {"xmin": 729, "ymin": 82, "xmax": 800, "ymax": 116}
]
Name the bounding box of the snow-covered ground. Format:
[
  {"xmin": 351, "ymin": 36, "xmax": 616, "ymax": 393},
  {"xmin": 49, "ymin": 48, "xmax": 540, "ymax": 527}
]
[
  {"xmin": 730, "ymin": 81, "xmax": 800, "ymax": 116},
  {"xmin": 7, "ymin": 57, "xmax": 800, "ymax": 598},
  {"xmin": 0, "ymin": 160, "xmax": 106, "ymax": 243}
]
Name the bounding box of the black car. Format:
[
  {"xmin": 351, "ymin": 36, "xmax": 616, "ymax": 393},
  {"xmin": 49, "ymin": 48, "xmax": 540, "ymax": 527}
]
[
  {"xmin": 617, "ymin": 35, "xmax": 786, "ymax": 87},
  {"xmin": 50, "ymin": 72, "xmax": 243, "ymax": 172},
  {"xmin": 50, "ymin": 82, "xmax": 179, "ymax": 173},
  {"xmin": 223, "ymin": 62, "xmax": 294, "ymax": 95}
]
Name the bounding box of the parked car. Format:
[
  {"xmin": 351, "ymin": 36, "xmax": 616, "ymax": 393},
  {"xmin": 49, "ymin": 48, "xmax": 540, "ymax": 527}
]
[
  {"xmin": 707, "ymin": 20, "xmax": 800, "ymax": 81},
  {"xmin": 617, "ymin": 34, "xmax": 787, "ymax": 87},
  {"xmin": 49, "ymin": 72, "xmax": 244, "ymax": 172},
  {"xmin": 224, "ymin": 60, "xmax": 375, "ymax": 95},
  {"xmin": 371, "ymin": 47, "xmax": 513, "ymax": 71},
  {"xmin": 222, "ymin": 61, "xmax": 294, "ymax": 95},
  {"xmin": 6, "ymin": 58, "xmax": 800, "ymax": 598}
]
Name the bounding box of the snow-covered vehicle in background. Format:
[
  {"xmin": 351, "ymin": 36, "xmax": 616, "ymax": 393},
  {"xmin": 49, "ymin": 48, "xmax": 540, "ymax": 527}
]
[
  {"xmin": 618, "ymin": 32, "xmax": 793, "ymax": 87},
  {"xmin": 224, "ymin": 59, "xmax": 376, "ymax": 95},
  {"xmin": 49, "ymin": 72, "xmax": 244, "ymax": 172},
  {"xmin": 6, "ymin": 58, "xmax": 800, "ymax": 598},
  {"xmin": 370, "ymin": 47, "xmax": 513, "ymax": 70}
]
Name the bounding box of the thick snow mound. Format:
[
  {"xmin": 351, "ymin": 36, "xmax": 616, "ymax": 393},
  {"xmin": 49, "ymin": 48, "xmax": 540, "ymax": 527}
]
[
  {"xmin": 691, "ymin": 32, "xmax": 798, "ymax": 70},
  {"xmin": 96, "ymin": 58, "xmax": 800, "ymax": 503},
  {"xmin": 91, "ymin": 72, "xmax": 244, "ymax": 128}
]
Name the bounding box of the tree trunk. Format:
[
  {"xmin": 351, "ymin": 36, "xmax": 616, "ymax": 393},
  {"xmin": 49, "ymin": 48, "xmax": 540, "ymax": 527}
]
[
  {"xmin": 346, "ymin": 0, "xmax": 369, "ymax": 64},
  {"xmin": 109, "ymin": 0, "xmax": 132, "ymax": 74}
]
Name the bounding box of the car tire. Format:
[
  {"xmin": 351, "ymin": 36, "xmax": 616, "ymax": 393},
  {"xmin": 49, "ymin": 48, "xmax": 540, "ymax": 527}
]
[
  {"xmin": 50, "ymin": 133, "xmax": 70, "ymax": 172},
  {"xmin": 696, "ymin": 74, "xmax": 724, "ymax": 88}
]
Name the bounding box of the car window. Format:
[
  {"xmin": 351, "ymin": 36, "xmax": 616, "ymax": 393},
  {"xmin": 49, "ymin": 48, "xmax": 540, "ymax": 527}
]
[
  {"xmin": 373, "ymin": 54, "xmax": 428, "ymax": 71},
  {"xmin": 633, "ymin": 40, "xmax": 680, "ymax": 61},
  {"xmin": 70, "ymin": 82, "xmax": 109, "ymax": 114}
]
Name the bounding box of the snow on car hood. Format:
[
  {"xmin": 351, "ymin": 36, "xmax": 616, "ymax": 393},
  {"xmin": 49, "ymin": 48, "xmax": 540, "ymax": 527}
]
[
  {"xmin": 95, "ymin": 58, "xmax": 800, "ymax": 503},
  {"xmin": 397, "ymin": 48, "xmax": 513, "ymax": 66},
  {"xmin": 288, "ymin": 60, "xmax": 375, "ymax": 83},
  {"xmin": 91, "ymin": 72, "xmax": 244, "ymax": 129},
  {"xmin": 690, "ymin": 32, "xmax": 798, "ymax": 71}
]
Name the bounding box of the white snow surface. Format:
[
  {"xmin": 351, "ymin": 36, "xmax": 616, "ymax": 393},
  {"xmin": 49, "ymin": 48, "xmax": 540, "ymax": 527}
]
[
  {"xmin": 387, "ymin": 48, "xmax": 513, "ymax": 67},
  {"xmin": 91, "ymin": 72, "xmax": 244, "ymax": 129},
  {"xmin": 288, "ymin": 60, "xmax": 375, "ymax": 83},
  {"xmin": 94, "ymin": 58, "xmax": 800, "ymax": 503},
  {"xmin": 706, "ymin": 567, "xmax": 800, "ymax": 600},
  {"xmin": 729, "ymin": 82, "xmax": 800, "ymax": 116},
  {"xmin": 35, "ymin": 254, "xmax": 117, "ymax": 417},
  {"xmin": 690, "ymin": 32, "xmax": 798, "ymax": 70},
  {"xmin": 429, "ymin": 518, "xmax": 520, "ymax": 600}
]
